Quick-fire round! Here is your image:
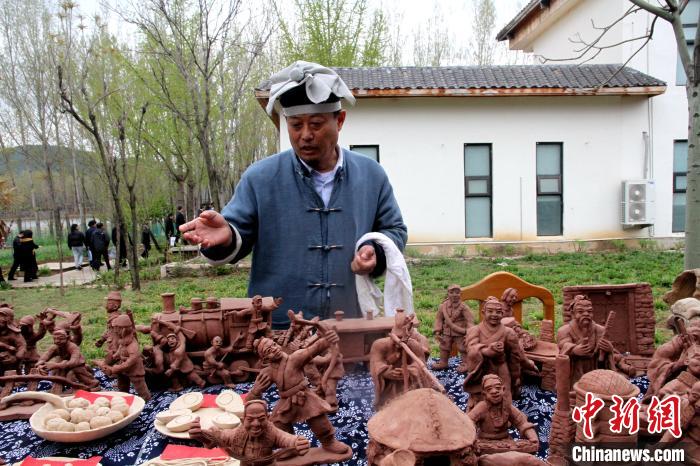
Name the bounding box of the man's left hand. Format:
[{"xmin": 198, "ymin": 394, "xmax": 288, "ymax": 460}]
[{"xmin": 351, "ymin": 244, "xmax": 376, "ymax": 275}]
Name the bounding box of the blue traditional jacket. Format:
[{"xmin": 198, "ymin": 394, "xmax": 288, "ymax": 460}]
[{"xmin": 202, "ymin": 148, "xmax": 407, "ymax": 327}]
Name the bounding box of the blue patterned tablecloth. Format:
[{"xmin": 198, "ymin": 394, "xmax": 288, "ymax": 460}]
[{"xmin": 0, "ymin": 359, "xmax": 649, "ymax": 465}]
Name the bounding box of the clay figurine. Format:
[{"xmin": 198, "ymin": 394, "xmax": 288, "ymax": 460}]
[
  {"xmin": 501, "ymin": 317, "xmax": 537, "ymax": 352},
  {"xmin": 658, "ymin": 380, "xmax": 700, "ymax": 461},
  {"xmin": 463, "ymin": 297, "xmax": 537, "ymax": 407},
  {"xmin": 309, "ymin": 344, "xmax": 345, "ymax": 411},
  {"xmin": 95, "ymin": 291, "xmax": 133, "ymax": 364},
  {"xmin": 432, "ymin": 284, "xmax": 473, "ymax": 372},
  {"xmin": 203, "ymin": 336, "xmax": 238, "ymax": 387},
  {"xmin": 40, "ymin": 308, "xmax": 83, "ymax": 345},
  {"xmin": 0, "ymin": 306, "xmax": 25, "ymax": 375},
  {"xmin": 98, "ymin": 314, "xmax": 151, "ymax": 400},
  {"xmin": 18, "ymin": 315, "xmax": 47, "ymax": 373},
  {"xmin": 227, "ymin": 296, "xmax": 282, "ymax": 351},
  {"xmin": 648, "ymin": 315, "xmax": 700, "ymax": 398},
  {"xmin": 656, "ymin": 344, "xmax": 700, "ymax": 398},
  {"xmin": 500, "ymin": 288, "xmax": 518, "ymax": 318},
  {"xmin": 282, "ymin": 311, "xmax": 316, "ymax": 353},
  {"xmin": 370, "ymin": 310, "xmax": 444, "ymax": 409},
  {"xmin": 159, "ymin": 319, "xmax": 206, "ymax": 390},
  {"xmin": 189, "ymin": 399, "xmax": 310, "ymax": 466},
  {"xmin": 467, "ymin": 375, "xmax": 538, "ymax": 455},
  {"xmin": 557, "ymin": 295, "xmax": 635, "ymax": 391},
  {"xmin": 249, "ymin": 328, "xmax": 352, "ymax": 461},
  {"xmin": 137, "ymin": 315, "xmax": 168, "ymax": 375},
  {"xmin": 36, "ymin": 329, "xmax": 99, "ymax": 393}
]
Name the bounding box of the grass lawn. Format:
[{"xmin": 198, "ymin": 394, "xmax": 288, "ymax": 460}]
[{"xmin": 0, "ymin": 249, "xmax": 685, "ymax": 360}]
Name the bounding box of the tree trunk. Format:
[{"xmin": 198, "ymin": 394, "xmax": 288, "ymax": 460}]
[
  {"xmin": 41, "ymin": 138, "xmax": 65, "ymax": 294},
  {"xmin": 69, "ymin": 120, "xmax": 86, "ymax": 229},
  {"xmin": 128, "ymin": 189, "xmax": 140, "ymax": 291},
  {"xmin": 686, "ymin": 82, "xmax": 700, "ymax": 269}
]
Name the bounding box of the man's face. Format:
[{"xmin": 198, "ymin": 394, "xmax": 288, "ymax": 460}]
[
  {"xmin": 212, "ymin": 337, "xmax": 222, "ymax": 348},
  {"xmin": 483, "ymin": 305, "xmax": 503, "ymax": 326},
  {"xmin": 448, "ymin": 288, "xmax": 461, "ymax": 304},
  {"xmin": 243, "ymin": 403, "xmax": 268, "ymax": 437},
  {"xmin": 688, "ymin": 327, "xmax": 700, "ymax": 345},
  {"xmin": 689, "ymin": 354, "xmax": 700, "ymax": 377},
  {"xmin": 53, "ymin": 332, "xmax": 68, "ymax": 346},
  {"xmin": 0, "ymin": 315, "xmax": 8, "ymax": 330},
  {"xmin": 167, "ymin": 335, "xmax": 178, "ymax": 348},
  {"xmin": 484, "ymin": 380, "xmax": 504, "ymax": 404},
  {"xmin": 262, "ymin": 342, "xmax": 283, "ymax": 361},
  {"xmin": 253, "ymin": 297, "xmax": 262, "ymax": 309},
  {"xmin": 574, "ymin": 303, "xmax": 593, "ymax": 326},
  {"xmin": 691, "ymin": 385, "xmax": 700, "ymax": 406},
  {"xmin": 106, "ymin": 299, "xmax": 120, "ymax": 312},
  {"xmin": 286, "ymin": 112, "xmax": 345, "ymax": 169}
]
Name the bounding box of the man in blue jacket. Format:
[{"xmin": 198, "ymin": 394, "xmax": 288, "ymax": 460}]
[{"xmin": 181, "ymin": 61, "xmax": 407, "ymax": 327}]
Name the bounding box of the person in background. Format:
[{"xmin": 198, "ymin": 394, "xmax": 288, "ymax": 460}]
[
  {"xmin": 175, "ymin": 206, "xmax": 186, "ymax": 245},
  {"xmin": 7, "ymin": 230, "xmax": 23, "ymax": 281},
  {"xmin": 141, "ymin": 224, "xmax": 161, "ymax": 259},
  {"xmin": 67, "ymin": 224, "xmax": 85, "ymax": 270},
  {"xmin": 111, "ymin": 223, "xmax": 130, "ymax": 268},
  {"xmin": 90, "ymin": 222, "xmax": 111, "ymax": 271},
  {"xmin": 164, "ymin": 213, "xmax": 175, "ymax": 246},
  {"xmin": 18, "ymin": 229, "xmax": 39, "ymax": 283},
  {"xmin": 84, "ymin": 220, "xmax": 97, "ymax": 264}
]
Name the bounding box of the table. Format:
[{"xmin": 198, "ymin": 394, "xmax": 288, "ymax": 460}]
[{"xmin": 0, "ymin": 360, "xmax": 649, "ymax": 466}]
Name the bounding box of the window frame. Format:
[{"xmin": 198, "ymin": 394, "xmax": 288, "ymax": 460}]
[
  {"xmin": 463, "ymin": 143, "xmax": 493, "ymax": 238},
  {"xmin": 350, "ymin": 144, "xmax": 380, "ymax": 163},
  {"xmin": 536, "ymin": 142, "xmax": 564, "ymax": 236},
  {"xmin": 673, "ymin": 139, "xmax": 688, "ymax": 233}
]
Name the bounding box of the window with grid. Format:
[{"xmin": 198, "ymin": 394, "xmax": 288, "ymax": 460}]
[
  {"xmin": 536, "ymin": 143, "xmax": 563, "ymax": 236},
  {"xmin": 464, "ymin": 144, "xmax": 492, "ymax": 238},
  {"xmin": 350, "ymin": 145, "xmax": 379, "ymax": 163},
  {"xmin": 673, "ymin": 140, "xmax": 688, "ymax": 232},
  {"xmin": 677, "ymin": 0, "xmax": 698, "ymax": 86}
]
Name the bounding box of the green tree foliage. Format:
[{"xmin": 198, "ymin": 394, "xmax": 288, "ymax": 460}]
[{"xmin": 277, "ymin": 0, "xmax": 388, "ymax": 66}]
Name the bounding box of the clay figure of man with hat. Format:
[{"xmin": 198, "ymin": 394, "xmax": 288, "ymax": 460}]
[
  {"xmin": 37, "ymin": 329, "xmax": 99, "ymax": 393},
  {"xmin": 227, "ymin": 295, "xmax": 282, "ymax": 350},
  {"xmin": 95, "ymin": 291, "xmax": 133, "ymax": 365},
  {"xmin": 647, "ymin": 316, "xmax": 700, "ymax": 399},
  {"xmin": 203, "ymin": 336, "xmax": 239, "ymax": 387},
  {"xmin": 433, "ymin": 284, "xmax": 474, "ymax": 372},
  {"xmin": 468, "ymin": 374, "xmax": 538, "ymax": 453},
  {"xmin": 18, "ymin": 314, "xmax": 47, "ymax": 373},
  {"xmin": 159, "ymin": 323, "xmax": 206, "ymax": 391},
  {"xmin": 179, "ymin": 61, "xmax": 407, "ymax": 327},
  {"xmin": 0, "ymin": 306, "xmax": 26, "ymax": 375},
  {"xmin": 248, "ymin": 329, "xmax": 351, "ymax": 460},
  {"xmin": 98, "ymin": 314, "xmax": 151, "ymax": 400},
  {"xmin": 557, "ymin": 295, "xmax": 623, "ymax": 390},
  {"xmin": 463, "ymin": 297, "xmax": 537, "ymax": 407},
  {"xmin": 189, "ymin": 399, "xmax": 310, "ymax": 466}
]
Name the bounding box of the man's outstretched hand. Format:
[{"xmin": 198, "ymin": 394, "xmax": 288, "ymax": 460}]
[
  {"xmin": 179, "ymin": 210, "xmax": 233, "ymax": 249},
  {"xmin": 351, "ymin": 244, "xmax": 376, "ymax": 275}
]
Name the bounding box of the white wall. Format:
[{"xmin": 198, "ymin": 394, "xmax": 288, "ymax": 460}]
[
  {"xmin": 280, "ymin": 95, "xmax": 653, "ymax": 243},
  {"xmin": 518, "ymin": 0, "xmax": 689, "ymax": 237}
]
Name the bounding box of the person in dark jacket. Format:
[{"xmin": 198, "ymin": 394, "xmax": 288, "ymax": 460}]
[
  {"xmin": 111, "ymin": 223, "xmax": 131, "ymax": 267},
  {"xmin": 90, "ymin": 223, "xmax": 110, "ymax": 271},
  {"xmin": 18, "ymin": 229, "xmax": 39, "ymax": 282},
  {"xmin": 164, "ymin": 213, "xmax": 175, "ymax": 245},
  {"xmin": 84, "ymin": 220, "xmax": 97, "ymax": 263},
  {"xmin": 141, "ymin": 224, "xmax": 160, "ymax": 258},
  {"xmin": 67, "ymin": 224, "xmax": 86, "ymax": 270},
  {"xmin": 7, "ymin": 231, "xmax": 24, "ymax": 280},
  {"xmin": 175, "ymin": 206, "xmax": 186, "ymax": 245}
]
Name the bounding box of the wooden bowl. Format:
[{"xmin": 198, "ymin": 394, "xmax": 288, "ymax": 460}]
[{"xmin": 28, "ymin": 391, "xmax": 145, "ymax": 443}]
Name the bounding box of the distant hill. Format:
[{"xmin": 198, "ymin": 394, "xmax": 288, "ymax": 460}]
[{"xmin": 0, "ymin": 145, "xmax": 96, "ymax": 174}]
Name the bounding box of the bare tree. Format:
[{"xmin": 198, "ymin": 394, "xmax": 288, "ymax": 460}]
[
  {"xmin": 538, "ymin": 0, "xmax": 700, "ymax": 269},
  {"xmin": 470, "ymin": 0, "xmax": 496, "ymax": 65}
]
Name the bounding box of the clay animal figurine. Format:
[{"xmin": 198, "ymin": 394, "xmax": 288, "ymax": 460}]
[
  {"xmin": 249, "ymin": 327, "xmax": 352, "ymax": 461},
  {"xmin": 647, "ymin": 316, "xmax": 700, "ymax": 399},
  {"xmin": 432, "ymin": 284, "xmax": 473, "ymax": 372},
  {"xmin": 463, "ymin": 297, "xmax": 537, "ymax": 408},
  {"xmin": 203, "ymin": 336, "xmax": 238, "ymax": 387},
  {"xmin": 158, "ymin": 319, "xmax": 206, "ymax": 391},
  {"xmin": 189, "ymin": 399, "xmax": 310, "ymax": 466},
  {"xmin": 370, "ymin": 310, "xmax": 444, "ymax": 409},
  {"xmin": 557, "ymin": 295, "xmax": 635, "ymax": 392},
  {"xmin": 0, "ymin": 306, "xmax": 26, "ymax": 376},
  {"xmin": 36, "ymin": 329, "xmax": 99, "ymax": 393},
  {"xmin": 98, "ymin": 314, "xmax": 151, "ymax": 401},
  {"xmin": 467, "ymin": 375, "xmax": 538, "ymax": 455}
]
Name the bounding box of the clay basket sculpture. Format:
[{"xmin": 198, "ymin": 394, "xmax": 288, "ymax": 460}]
[{"xmin": 3, "ymin": 391, "xmax": 145, "ymax": 443}]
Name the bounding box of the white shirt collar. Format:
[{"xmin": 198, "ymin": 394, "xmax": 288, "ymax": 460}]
[{"xmin": 297, "ymin": 146, "xmax": 343, "ymax": 178}]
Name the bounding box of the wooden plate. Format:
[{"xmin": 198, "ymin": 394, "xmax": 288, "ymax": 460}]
[{"xmin": 154, "ymin": 407, "xmax": 240, "ymax": 439}]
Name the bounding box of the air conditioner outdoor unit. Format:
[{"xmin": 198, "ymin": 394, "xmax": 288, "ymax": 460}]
[{"xmin": 621, "ymin": 180, "xmax": 655, "ymax": 227}]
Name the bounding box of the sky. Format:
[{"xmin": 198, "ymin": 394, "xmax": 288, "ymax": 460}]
[{"xmin": 75, "ymin": 0, "xmax": 527, "ymax": 62}]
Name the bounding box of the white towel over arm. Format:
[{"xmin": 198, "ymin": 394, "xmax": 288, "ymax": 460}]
[{"xmin": 354, "ymin": 232, "xmax": 414, "ymax": 317}]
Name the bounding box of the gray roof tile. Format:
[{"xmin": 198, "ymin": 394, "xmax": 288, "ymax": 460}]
[{"xmin": 256, "ymin": 65, "xmax": 665, "ymax": 92}]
